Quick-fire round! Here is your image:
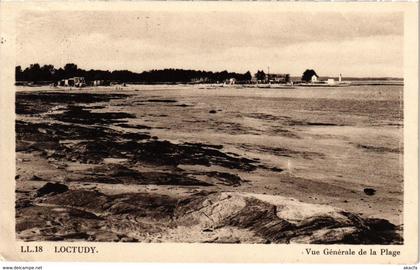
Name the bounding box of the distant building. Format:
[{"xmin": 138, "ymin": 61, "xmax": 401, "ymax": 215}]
[
  {"xmin": 311, "ymin": 74, "xmax": 319, "ymax": 83},
  {"xmin": 228, "ymin": 78, "xmax": 236, "ymax": 85},
  {"xmin": 59, "ymin": 77, "xmax": 86, "ymax": 87},
  {"xmin": 191, "ymin": 77, "xmax": 210, "ymax": 84},
  {"xmin": 93, "ymin": 80, "xmax": 105, "ymax": 86},
  {"xmin": 266, "ymin": 73, "xmax": 290, "ymax": 84},
  {"xmin": 327, "ymin": 78, "xmax": 336, "ymax": 85}
]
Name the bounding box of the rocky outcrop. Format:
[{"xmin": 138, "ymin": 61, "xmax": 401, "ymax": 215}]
[
  {"xmin": 17, "ymin": 190, "xmax": 402, "ymax": 244},
  {"xmin": 174, "ymin": 192, "xmax": 401, "ymax": 244}
]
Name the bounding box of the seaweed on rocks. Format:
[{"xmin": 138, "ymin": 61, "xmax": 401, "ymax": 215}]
[
  {"xmin": 16, "ymin": 92, "xmax": 129, "ymax": 115},
  {"xmin": 132, "ymin": 140, "xmax": 258, "ymax": 170},
  {"xmin": 51, "ymin": 105, "xmax": 136, "ymax": 125},
  {"xmin": 36, "ymin": 182, "xmax": 69, "ymax": 197},
  {"xmin": 72, "ymin": 164, "xmax": 213, "ymax": 186}
]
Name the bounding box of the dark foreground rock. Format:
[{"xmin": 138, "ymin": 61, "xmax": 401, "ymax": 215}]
[{"xmin": 16, "ymin": 190, "xmax": 402, "ymax": 244}]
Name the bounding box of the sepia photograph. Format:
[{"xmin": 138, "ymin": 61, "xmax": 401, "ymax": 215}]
[
  {"xmin": 13, "ymin": 7, "xmax": 406, "ymax": 245},
  {"xmin": 0, "ymin": 1, "xmax": 418, "ymax": 264}
]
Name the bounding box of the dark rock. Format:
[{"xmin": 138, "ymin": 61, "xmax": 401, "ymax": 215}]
[
  {"xmin": 270, "ymin": 167, "xmax": 284, "ymax": 172},
  {"xmin": 120, "ymin": 237, "xmax": 139, "ymax": 242},
  {"xmin": 356, "ymin": 144, "xmax": 401, "ymax": 154},
  {"xmin": 74, "ymin": 164, "xmax": 213, "ymax": 186},
  {"xmin": 363, "ymin": 188, "xmax": 376, "ymax": 196},
  {"xmin": 209, "ymin": 110, "xmax": 217, "ymax": 114},
  {"xmin": 16, "ymin": 92, "xmax": 128, "ymax": 115},
  {"xmin": 116, "ymin": 123, "xmax": 152, "ymax": 130},
  {"xmin": 306, "ymin": 122, "xmax": 339, "ymax": 126},
  {"xmin": 31, "ymin": 175, "xmax": 42, "ymax": 181},
  {"xmin": 365, "ymin": 218, "xmax": 396, "ymax": 231},
  {"xmin": 16, "ymin": 199, "xmax": 32, "ymax": 208},
  {"xmin": 60, "ymin": 232, "xmax": 90, "ymax": 240},
  {"xmin": 43, "ymin": 190, "xmax": 108, "ymax": 210},
  {"xmin": 16, "ymin": 141, "xmax": 34, "ymax": 152},
  {"xmin": 147, "ymin": 99, "xmax": 177, "ymax": 103},
  {"xmin": 202, "ymin": 171, "xmax": 242, "ymax": 186},
  {"xmin": 51, "ymin": 105, "xmax": 136, "ymax": 125},
  {"xmin": 36, "ymin": 182, "xmax": 69, "ymax": 197}
]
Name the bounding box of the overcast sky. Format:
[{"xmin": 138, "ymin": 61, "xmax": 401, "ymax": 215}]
[{"xmin": 16, "ymin": 10, "xmax": 403, "ymax": 77}]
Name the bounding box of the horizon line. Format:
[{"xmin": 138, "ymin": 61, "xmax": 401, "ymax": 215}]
[{"xmin": 15, "ymin": 63, "xmax": 403, "ymax": 80}]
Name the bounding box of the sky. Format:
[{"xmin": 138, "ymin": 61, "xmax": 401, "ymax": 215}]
[{"xmin": 16, "ymin": 10, "xmax": 404, "ymax": 77}]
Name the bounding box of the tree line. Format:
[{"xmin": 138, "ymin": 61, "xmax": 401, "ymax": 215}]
[{"xmin": 15, "ymin": 63, "xmax": 253, "ymax": 84}]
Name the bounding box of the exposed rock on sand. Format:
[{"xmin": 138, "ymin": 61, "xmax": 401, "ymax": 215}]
[
  {"xmin": 36, "ymin": 182, "xmax": 69, "ymax": 197},
  {"xmin": 17, "ymin": 189, "xmax": 401, "ymax": 244},
  {"xmin": 16, "ymin": 92, "xmax": 129, "ymax": 115},
  {"xmin": 174, "ymin": 192, "xmax": 401, "ymax": 244},
  {"xmin": 364, "ymin": 188, "xmax": 376, "ymax": 196}
]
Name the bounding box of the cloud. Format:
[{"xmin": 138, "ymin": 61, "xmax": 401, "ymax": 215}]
[{"xmin": 16, "ymin": 10, "xmax": 403, "ymax": 77}]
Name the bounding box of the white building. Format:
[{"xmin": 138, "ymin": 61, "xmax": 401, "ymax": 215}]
[
  {"xmin": 311, "ymin": 74, "xmax": 319, "ymax": 83},
  {"xmin": 327, "ymin": 78, "xmax": 336, "ymax": 85},
  {"xmin": 59, "ymin": 77, "xmax": 86, "ymax": 87}
]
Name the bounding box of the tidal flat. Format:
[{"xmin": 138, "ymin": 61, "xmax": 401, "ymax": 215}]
[{"xmin": 15, "ymin": 84, "xmax": 403, "ymax": 243}]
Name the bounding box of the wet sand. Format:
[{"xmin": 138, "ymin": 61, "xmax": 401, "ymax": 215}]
[{"xmin": 15, "ymin": 84, "xmax": 403, "ymax": 243}]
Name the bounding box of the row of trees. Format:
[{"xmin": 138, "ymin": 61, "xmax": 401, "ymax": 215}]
[
  {"xmin": 255, "ymin": 70, "xmax": 266, "ymax": 81},
  {"xmin": 16, "ymin": 63, "xmax": 319, "ymax": 84},
  {"xmin": 15, "ymin": 63, "xmax": 253, "ymax": 84}
]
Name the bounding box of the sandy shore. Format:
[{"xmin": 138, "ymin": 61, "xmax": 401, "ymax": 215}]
[{"xmin": 15, "ymin": 84, "xmax": 403, "ymax": 243}]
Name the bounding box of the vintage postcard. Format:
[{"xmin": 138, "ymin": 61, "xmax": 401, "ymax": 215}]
[{"xmin": 0, "ymin": 1, "xmax": 418, "ymax": 263}]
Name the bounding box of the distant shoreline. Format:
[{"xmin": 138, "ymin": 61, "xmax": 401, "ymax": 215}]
[{"xmin": 15, "ymin": 80, "xmax": 404, "ymax": 91}]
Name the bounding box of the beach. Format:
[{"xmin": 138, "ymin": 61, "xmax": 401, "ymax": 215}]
[{"xmin": 15, "ymin": 84, "xmax": 403, "ymax": 243}]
